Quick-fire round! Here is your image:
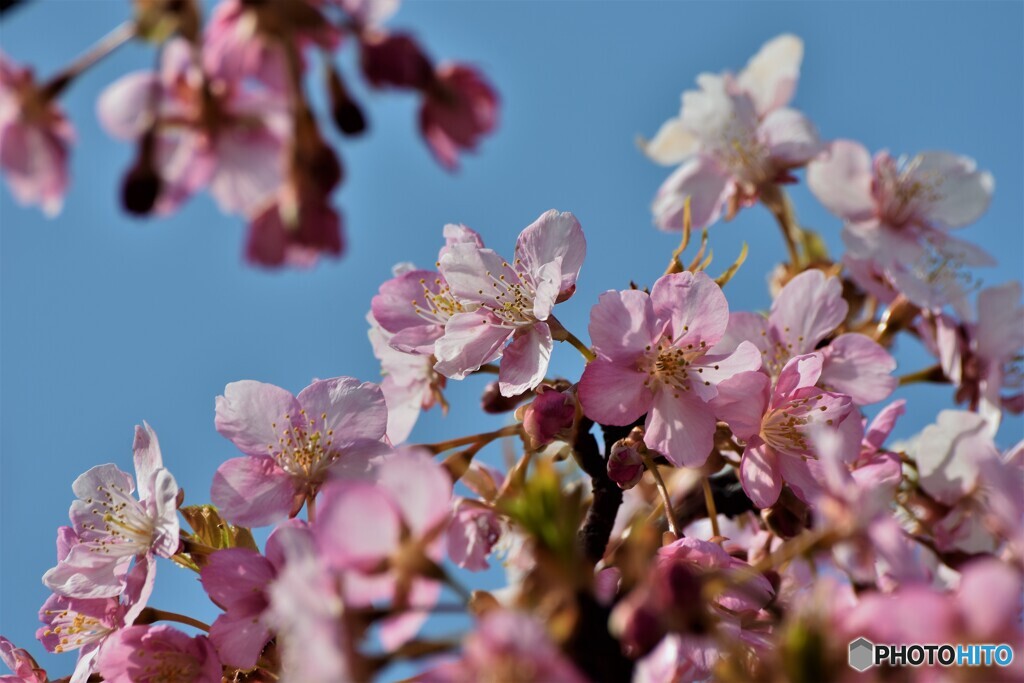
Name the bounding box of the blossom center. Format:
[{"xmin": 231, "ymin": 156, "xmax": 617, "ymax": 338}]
[
  {"xmin": 481, "ymin": 260, "xmax": 537, "ymax": 326},
  {"xmin": 136, "ymin": 651, "xmax": 200, "ymax": 683},
  {"xmin": 640, "ymin": 337, "xmax": 712, "ymax": 395},
  {"xmin": 42, "ymin": 607, "xmax": 111, "ymax": 654},
  {"xmin": 412, "ymin": 276, "xmax": 465, "ymax": 326},
  {"xmin": 268, "ymin": 410, "xmax": 338, "ymax": 481},
  {"xmin": 81, "ymin": 484, "xmax": 157, "ymax": 556}
]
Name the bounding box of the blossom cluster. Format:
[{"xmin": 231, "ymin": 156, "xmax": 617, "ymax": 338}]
[
  {"xmin": 0, "ymin": 0, "xmax": 498, "ymax": 267},
  {"xmin": 3, "ymin": 33, "xmax": 1023, "ymax": 683}
]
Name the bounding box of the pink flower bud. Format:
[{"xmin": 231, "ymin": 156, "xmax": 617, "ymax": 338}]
[
  {"xmin": 607, "ymin": 440, "xmax": 645, "ymax": 490},
  {"xmin": 419, "ymin": 64, "xmax": 499, "ymax": 170},
  {"xmin": 522, "ymin": 385, "xmax": 575, "ymax": 446}
]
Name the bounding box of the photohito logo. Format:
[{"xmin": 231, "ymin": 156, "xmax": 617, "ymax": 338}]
[{"xmin": 848, "ymin": 638, "xmax": 1015, "ymax": 671}]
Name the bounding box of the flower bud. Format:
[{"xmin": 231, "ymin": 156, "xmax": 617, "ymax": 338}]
[
  {"xmin": 326, "ymin": 64, "xmax": 367, "ymax": 136},
  {"xmin": 480, "ymin": 381, "xmax": 529, "ymax": 414},
  {"xmin": 521, "ymin": 385, "xmax": 575, "ymax": 447},
  {"xmin": 121, "ymin": 131, "xmax": 162, "ymax": 216},
  {"xmin": 607, "ymin": 440, "xmax": 645, "ymax": 490}
]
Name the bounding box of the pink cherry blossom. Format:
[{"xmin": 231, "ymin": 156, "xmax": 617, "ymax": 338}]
[
  {"xmin": 714, "ymin": 269, "xmax": 896, "ymax": 405},
  {"xmin": 0, "ymin": 52, "xmax": 74, "ymax": 216},
  {"xmin": 414, "ymin": 610, "xmax": 588, "ymax": 683},
  {"xmin": 204, "ymin": 0, "xmax": 340, "ymax": 93},
  {"xmin": 420, "ymin": 64, "xmax": 499, "ymax": 170},
  {"xmin": 0, "ymin": 637, "xmax": 46, "ymax": 683},
  {"xmin": 316, "ymin": 448, "xmax": 451, "ymax": 648},
  {"xmin": 212, "ymin": 376, "xmax": 390, "ymax": 527},
  {"xmin": 371, "ymin": 224, "xmax": 484, "ymax": 355},
  {"xmin": 642, "ymin": 35, "xmax": 821, "ymax": 230},
  {"xmin": 360, "ymin": 32, "xmax": 434, "ymax": 90},
  {"xmin": 446, "ymin": 498, "xmax": 502, "ymax": 571},
  {"xmin": 97, "ymin": 39, "xmax": 288, "ymax": 218},
  {"xmin": 245, "ymin": 194, "xmax": 345, "ymax": 268},
  {"xmin": 199, "ymin": 523, "xmax": 298, "ymax": 670},
  {"xmin": 43, "ymin": 424, "xmax": 179, "ymax": 599},
  {"xmin": 38, "ymin": 554, "xmax": 154, "ymax": 683},
  {"xmin": 607, "ymin": 440, "xmax": 645, "ymax": 490},
  {"xmin": 715, "ymin": 354, "xmax": 856, "ymax": 508},
  {"xmin": 614, "ymin": 538, "xmax": 774, "ymax": 675},
  {"xmin": 911, "ymin": 410, "xmax": 1023, "ymax": 555},
  {"xmin": 97, "ymin": 625, "xmax": 220, "ymax": 683},
  {"xmin": 264, "ymin": 524, "xmax": 355, "ymax": 683},
  {"xmin": 809, "ymin": 140, "xmax": 995, "ymax": 316},
  {"xmin": 578, "ymin": 271, "xmax": 762, "ymax": 467},
  {"xmin": 928, "ymin": 282, "xmax": 1024, "ymax": 427},
  {"xmin": 435, "ymin": 210, "xmax": 586, "ymax": 397},
  {"xmin": 368, "ymin": 317, "xmax": 446, "ymax": 443}
]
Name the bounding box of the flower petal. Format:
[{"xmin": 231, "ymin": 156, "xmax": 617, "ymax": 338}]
[
  {"xmin": 588, "ymin": 289, "xmax": 658, "ymax": 362},
  {"xmin": 211, "ymin": 456, "xmax": 301, "ymax": 527},
  {"xmin": 759, "ymin": 107, "xmax": 822, "ymax": 166},
  {"xmin": 737, "ymin": 34, "xmax": 803, "ymax": 115},
  {"xmin": 645, "ymin": 388, "xmax": 717, "ymax": 467},
  {"xmin": 215, "ymin": 381, "xmax": 302, "ymax": 458},
  {"xmin": 579, "ymin": 358, "xmax": 652, "ymax": 427},
  {"xmin": 652, "ymin": 156, "xmax": 733, "ymax": 231},
  {"xmin": 912, "ymin": 151, "xmax": 994, "ymax": 229},
  {"xmin": 498, "ymin": 322, "xmax": 553, "ymax": 397},
  {"xmin": 433, "ymin": 311, "xmax": 511, "ymax": 380},
  {"xmin": 806, "ymin": 139, "xmax": 875, "ymax": 222},
  {"xmin": 315, "ymin": 481, "xmax": 402, "ymax": 570},
  {"xmin": 296, "ymin": 377, "xmax": 388, "ymax": 444},
  {"xmin": 769, "ymin": 269, "xmax": 847, "ymax": 353},
  {"xmin": 650, "ymin": 271, "xmax": 730, "ymax": 348},
  {"xmin": 740, "ymin": 444, "xmax": 781, "ymax": 508},
  {"xmin": 641, "ymin": 114, "xmax": 699, "ymax": 166},
  {"xmin": 514, "ymin": 209, "xmax": 586, "ymax": 299},
  {"xmin": 819, "ymin": 333, "xmax": 897, "ymax": 405}
]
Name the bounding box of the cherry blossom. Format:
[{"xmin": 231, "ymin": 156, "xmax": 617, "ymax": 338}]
[
  {"xmin": 97, "ymin": 38, "xmax": 289, "ymax": 218},
  {"xmin": 714, "ymin": 353, "xmax": 856, "ymax": 508},
  {"xmin": 96, "ymin": 625, "xmax": 221, "ymax": 683},
  {"xmin": 212, "ymin": 377, "xmax": 390, "ymax": 527},
  {"xmin": 435, "ymin": 210, "xmax": 586, "ymax": 396},
  {"xmin": 714, "ymin": 269, "xmax": 897, "ymax": 405},
  {"xmin": 579, "ymin": 271, "xmax": 761, "ymax": 466},
  {"xmin": 809, "ymin": 140, "xmax": 995, "ymax": 316},
  {"xmin": 0, "ymin": 52, "xmax": 73, "ymax": 216},
  {"xmin": 43, "ymin": 425, "xmax": 179, "ymax": 600},
  {"xmin": 0, "ymin": 637, "xmax": 46, "ymax": 683},
  {"xmin": 642, "ymin": 35, "xmax": 821, "ymax": 230},
  {"xmin": 420, "ymin": 64, "xmax": 500, "ymax": 170}
]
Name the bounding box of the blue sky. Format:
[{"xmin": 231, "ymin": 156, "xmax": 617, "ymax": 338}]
[{"xmin": 1, "ymin": 1, "xmax": 1022, "ymax": 678}]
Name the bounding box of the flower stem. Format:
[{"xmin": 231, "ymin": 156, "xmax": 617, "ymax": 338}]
[
  {"xmin": 641, "ymin": 451, "xmax": 681, "ymax": 538},
  {"xmin": 420, "ymin": 424, "xmax": 522, "ymax": 455},
  {"xmin": 760, "ymin": 185, "xmax": 802, "ymax": 267},
  {"xmin": 563, "ymin": 329, "xmax": 597, "ymax": 362},
  {"xmin": 898, "ymin": 364, "xmax": 947, "ymax": 386},
  {"xmin": 702, "ymin": 477, "xmax": 721, "ymax": 538},
  {"xmin": 664, "ymin": 197, "xmax": 693, "ymax": 275},
  {"xmin": 137, "ymin": 607, "xmax": 210, "ymax": 632},
  {"xmin": 306, "ymin": 493, "xmax": 318, "ymax": 524},
  {"xmin": 44, "ymin": 20, "xmax": 136, "ymax": 98}
]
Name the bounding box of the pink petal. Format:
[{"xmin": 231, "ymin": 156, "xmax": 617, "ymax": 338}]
[
  {"xmin": 209, "ymin": 609, "xmax": 272, "ymax": 670},
  {"xmin": 740, "ymin": 444, "xmax": 781, "ymax": 508},
  {"xmin": 737, "ymin": 34, "xmax": 803, "ymax": 115},
  {"xmin": 759, "ymin": 107, "xmax": 822, "ymax": 166},
  {"xmin": 370, "ymin": 269, "xmax": 446, "ymax": 353},
  {"xmin": 709, "ymin": 311, "xmax": 770, "ymax": 355},
  {"xmin": 210, "ymin": 456, "xmax": 301, "ymax": 527},
  {"xmin": 773, "ymin": 353, "xmax": 824, "ymax": 404},
  {"xmin": 776, "ymin": 452, "xmax": 822, "ymax": 503},
  {"xmin": 95, "ymin": 72, "xmax": 160, "ymax": 141},
  {"xmin": 806, "ymin": 139, "xmax": 875, "ymax": 222},
  {"xmin": 296, "ymin": 377, "xmax": 388, "ymax": 444},
  {"xmin": 976, "ymin": 282, "xmax": 1024, "ymax": 362},
  {"xmin": 641, "ymin": 115, "xmax": 698, "ymax": 166},
  {"xmin": 769, "ymin": 270, "xmax": 847, "ymax": 354},
  {"xmin": 147, "ymin": 468, "xmax": 181, "ymax": 558},
  {"xmin": 578, "ymin": 358, "xmax": 652, "ymax": 426},
  {"xmin": 819, "ymin": 333, "xmax": 897, "ymax": 405},
  {"xmin": 915, "ymin": 410, "xmax": 997, "ymax": 506},
  {"xmin": 652, "ymin": 156, "xmax": 734, "ymax": 231},
  {"xmin": 587, "ymin": 289, "xmax": 658, "ymax": 363},
  {"xmin": 650, "ymin": 271, "xmax": 730, "ymax": 349},
  {"xmin": 645, "ymin": 389, "xmax": 717, "ymax": 467},
  {"xmin": 215, "ymin": 380, "xmax": 302, "ymax": 458},
  {"xmin": 433, "ymin": 311, "xmax": 511, "ymax": 380},
  {"xmin": 315, "ymin": 481, "xmax": 402, "ymax": 570},
  {"xmin": 209, "ymin": 125, "xmax": 286, "ymax": 218},
  {"xmin": 863, "ymin": 399, "xmax": 905, "ymax": 452},
  {"xmin": 200, "ymin": 548, "xmax": 275, "ymax": 608},
  {"xmin": 42, "ymin": 544, "xmax": 129, "ymax": 599},
  {"xmin": 379, "ymin": 579, "xmax": 442, "ymax": 650},
  {"xmin": 374, "ymin": 448, "xmax": 452, "ymax": 535},
  {"xmin": 691, "ymin": 341, "xmax": 764, "ymax": 401},
  {"xmin": 497, "ymin": 322, "xmax": 553, "ymax": 397},
  {"xmin": 438, "ymin": 244, "xmax": 519, "ymax": 309},
  {"xmin": 711, "ymin": 370, "xmax": 770, "ymax": 442},
  {"xmin": 513, "ymin": 210, "xmax": 586, "ymax": 299},
  {"xmin": 912, "ymin": 151, "xmax": 994, "ymax": 229},
  {"xmin": 131, "ymin": 422, "xmax": 164, "ymax": 502}
]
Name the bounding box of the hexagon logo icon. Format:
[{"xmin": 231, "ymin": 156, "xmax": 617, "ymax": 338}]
[{"xmin": 848, "ymin": 637, "xmax": 875, "ymax": 672}]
